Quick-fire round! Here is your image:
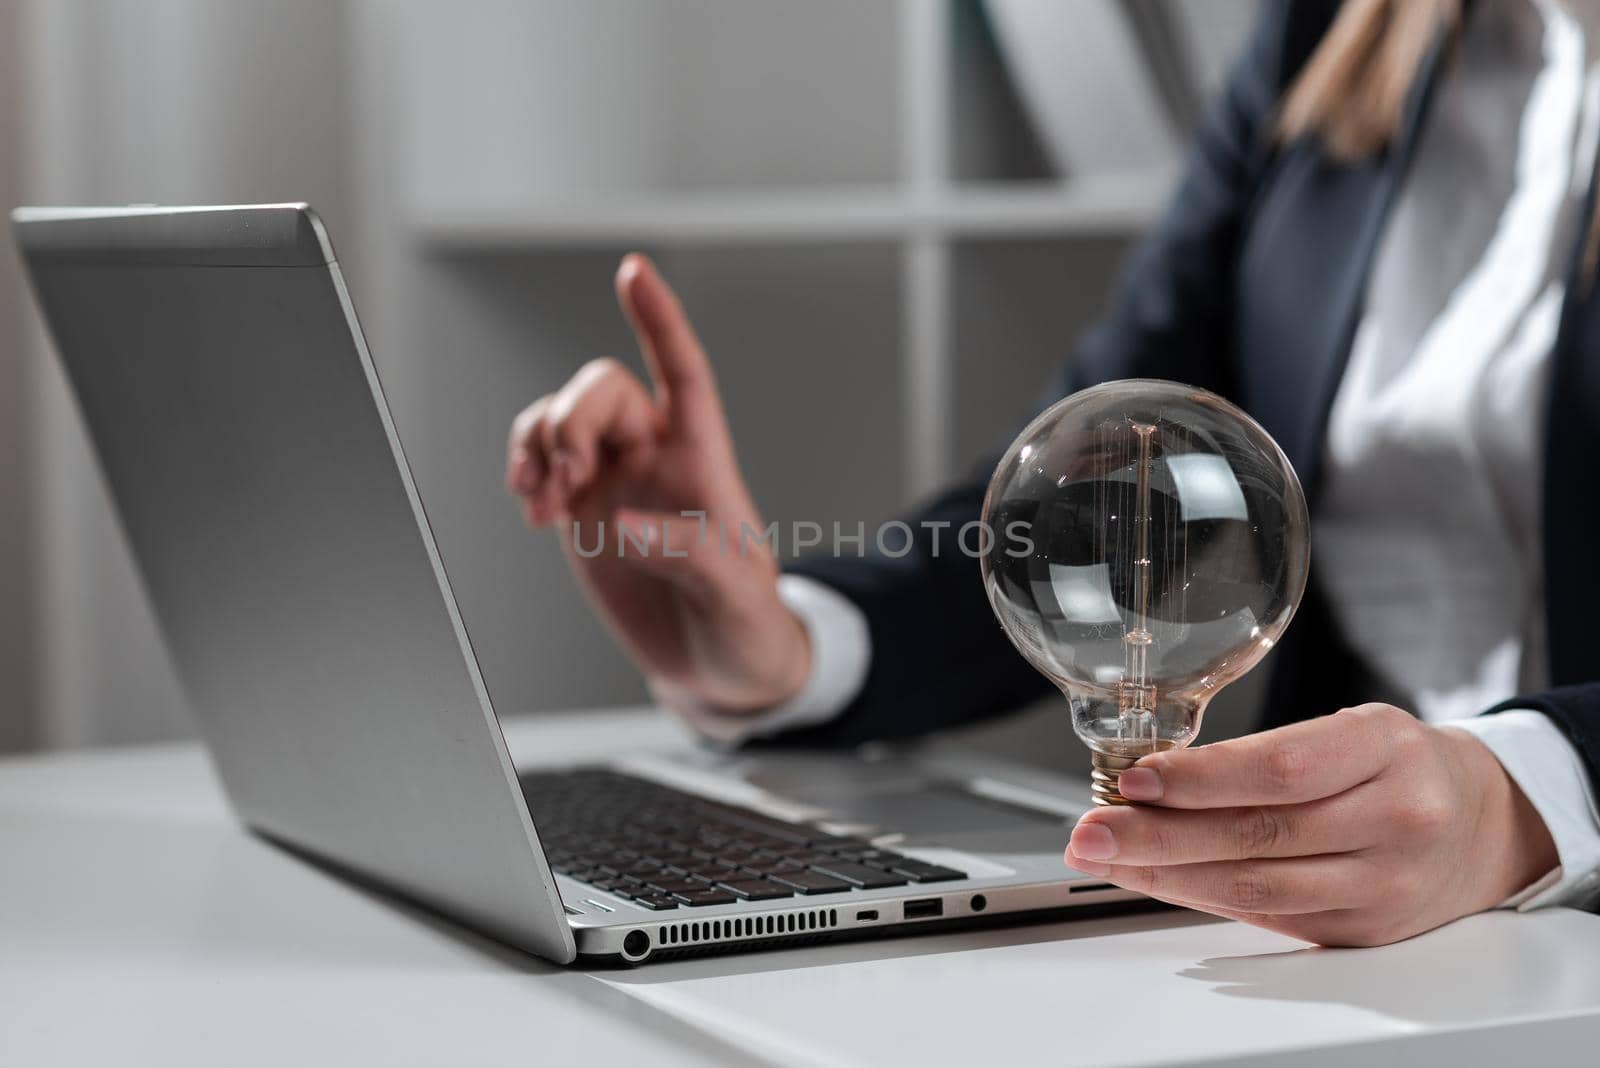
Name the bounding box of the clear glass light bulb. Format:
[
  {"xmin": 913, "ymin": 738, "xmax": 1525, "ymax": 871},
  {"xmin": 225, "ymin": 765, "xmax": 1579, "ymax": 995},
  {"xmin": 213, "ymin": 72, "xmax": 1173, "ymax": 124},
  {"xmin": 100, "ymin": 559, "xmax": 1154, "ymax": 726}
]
[{"xmin": 979, "ymin": 380, "xmax": 1310, "ymax": 805}]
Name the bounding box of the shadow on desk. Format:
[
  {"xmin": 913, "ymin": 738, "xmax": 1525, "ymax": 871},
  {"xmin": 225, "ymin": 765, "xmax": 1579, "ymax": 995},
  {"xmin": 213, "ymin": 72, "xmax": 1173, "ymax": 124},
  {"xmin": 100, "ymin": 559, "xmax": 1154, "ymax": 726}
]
[{"xmin": 1179, "ymin": 909, "xmax": 1600, "ymax": 1027}]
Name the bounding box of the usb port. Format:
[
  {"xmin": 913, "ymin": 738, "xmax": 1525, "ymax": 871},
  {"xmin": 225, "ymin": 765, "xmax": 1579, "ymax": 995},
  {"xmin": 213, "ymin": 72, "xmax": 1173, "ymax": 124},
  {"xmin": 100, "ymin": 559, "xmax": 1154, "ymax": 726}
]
[
  {"xmin": 855, "ymin": 909, "xmax": 879, "ymax": 921},
  {"xmin": 904, "ymin": 898, "xmax": 943, "ymax": 919}
]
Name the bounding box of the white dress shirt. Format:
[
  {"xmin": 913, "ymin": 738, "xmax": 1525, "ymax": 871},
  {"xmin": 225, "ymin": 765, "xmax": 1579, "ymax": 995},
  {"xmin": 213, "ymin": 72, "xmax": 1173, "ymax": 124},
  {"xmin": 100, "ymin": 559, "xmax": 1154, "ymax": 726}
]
[{"xmin": 668, "ymin": 0, "xmax": 1600, "ymax": 910}]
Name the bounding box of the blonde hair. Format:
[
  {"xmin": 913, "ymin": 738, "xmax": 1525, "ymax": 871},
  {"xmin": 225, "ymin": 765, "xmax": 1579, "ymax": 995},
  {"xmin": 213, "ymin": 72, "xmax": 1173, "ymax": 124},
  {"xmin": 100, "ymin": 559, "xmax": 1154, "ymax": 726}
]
[
  {"xmin": 1277, "ymin": 0, "xmax": 1460, "ymax": 159},
  {"xmin": 1278, "ymin": 0, "xmax": 1600, "ymax": 282}
]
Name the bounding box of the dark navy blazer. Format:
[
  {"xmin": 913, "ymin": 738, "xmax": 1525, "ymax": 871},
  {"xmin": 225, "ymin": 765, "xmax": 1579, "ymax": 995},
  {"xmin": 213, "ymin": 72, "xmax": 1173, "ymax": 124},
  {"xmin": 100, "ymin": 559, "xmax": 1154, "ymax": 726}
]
[{"xmin": 783, "ymin": 0, "xmax": 1600, "ymax": 795}]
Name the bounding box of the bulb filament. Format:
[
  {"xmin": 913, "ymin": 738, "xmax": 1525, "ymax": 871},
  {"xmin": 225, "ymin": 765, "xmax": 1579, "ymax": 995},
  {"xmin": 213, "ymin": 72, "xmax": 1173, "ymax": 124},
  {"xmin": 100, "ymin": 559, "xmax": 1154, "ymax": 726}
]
[{"xmin": 1119, "ymin": 422, "xmax": 1158, "ymax": 751}]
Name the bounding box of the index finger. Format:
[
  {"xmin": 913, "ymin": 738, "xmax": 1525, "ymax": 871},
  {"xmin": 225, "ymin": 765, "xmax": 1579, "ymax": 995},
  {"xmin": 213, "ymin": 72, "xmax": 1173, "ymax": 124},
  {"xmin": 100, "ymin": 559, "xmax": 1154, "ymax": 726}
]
[
  {"xmin": 1125, "ymin": 704, "xmax": 1405, "ymax": 809},
  {"xmin": 614, "ymin": 253, "xmax": 720, "ymax": 428}
]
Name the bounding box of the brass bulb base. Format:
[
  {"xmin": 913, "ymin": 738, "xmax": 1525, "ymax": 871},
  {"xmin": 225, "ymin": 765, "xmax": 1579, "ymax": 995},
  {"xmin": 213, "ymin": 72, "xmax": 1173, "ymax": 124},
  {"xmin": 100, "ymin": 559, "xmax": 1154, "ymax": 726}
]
[{"xmin": 1089, "ymin": 751, "xmax": 1142, "ymax": 806}]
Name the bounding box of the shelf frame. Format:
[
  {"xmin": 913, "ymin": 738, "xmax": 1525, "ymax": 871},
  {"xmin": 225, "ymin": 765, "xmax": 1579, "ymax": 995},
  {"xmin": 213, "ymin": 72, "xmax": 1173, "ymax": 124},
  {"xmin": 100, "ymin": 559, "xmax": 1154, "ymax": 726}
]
[{"xmin": 410, "ymin": 176, "xmax": 1171, "ymax": 249}]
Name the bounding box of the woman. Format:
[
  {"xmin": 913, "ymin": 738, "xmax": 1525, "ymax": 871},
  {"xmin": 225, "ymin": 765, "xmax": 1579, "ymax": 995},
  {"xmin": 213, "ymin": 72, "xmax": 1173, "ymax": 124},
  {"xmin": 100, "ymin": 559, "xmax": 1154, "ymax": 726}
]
[{"xmin": 504, "ymin": 0, "xmax": 1600, "ymax": 946}]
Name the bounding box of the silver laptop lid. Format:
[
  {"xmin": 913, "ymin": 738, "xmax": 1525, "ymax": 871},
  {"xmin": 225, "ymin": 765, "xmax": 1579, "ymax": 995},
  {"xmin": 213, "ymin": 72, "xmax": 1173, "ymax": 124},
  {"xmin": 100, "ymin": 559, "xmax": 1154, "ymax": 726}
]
[{"xmin": 12, "ymin": 204, "xmax": 574, "ymax": 962}]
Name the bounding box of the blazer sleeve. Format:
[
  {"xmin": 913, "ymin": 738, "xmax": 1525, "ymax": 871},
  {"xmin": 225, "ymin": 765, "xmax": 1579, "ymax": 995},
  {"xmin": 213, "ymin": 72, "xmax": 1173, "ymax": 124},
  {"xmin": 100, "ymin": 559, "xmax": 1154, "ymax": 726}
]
[
  {"xmin": 773, "ymin": 1, "xmax": 1331, "ymax": 748},
  {"xmin": 1486, "ymin": 687, "xmax": 1600, "ymax": 799}
]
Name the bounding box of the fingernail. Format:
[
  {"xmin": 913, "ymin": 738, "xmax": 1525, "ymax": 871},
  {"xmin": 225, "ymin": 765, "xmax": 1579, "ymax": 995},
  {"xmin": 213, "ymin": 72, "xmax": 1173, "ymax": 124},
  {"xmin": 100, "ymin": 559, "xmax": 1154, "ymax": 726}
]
[
  {"xmin": 1065, "ymin": 849, "xmax": 1110, "ymax": 877},
  {"xmin": 1119, "ymin": 766, "xmax": 1164, "ymax": 801},
  {"xmin": 620, "ymin": 254, "xmax": 653, "ymax": 291},
  {"xmin": 1068, "ymin": 820, "xmax": 1118, "ymax": 862}
]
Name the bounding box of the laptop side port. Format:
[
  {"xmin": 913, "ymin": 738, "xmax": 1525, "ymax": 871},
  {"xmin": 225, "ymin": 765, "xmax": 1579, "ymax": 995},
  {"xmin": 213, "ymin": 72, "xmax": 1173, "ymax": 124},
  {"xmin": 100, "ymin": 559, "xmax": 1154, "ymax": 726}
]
[
  {"xmin": 904, "ymin": 898, "xmax": 943, "ymax": 919},
  {"xmin": 855, "ymin": 909, "xmax": 879, "ymax": 921}
]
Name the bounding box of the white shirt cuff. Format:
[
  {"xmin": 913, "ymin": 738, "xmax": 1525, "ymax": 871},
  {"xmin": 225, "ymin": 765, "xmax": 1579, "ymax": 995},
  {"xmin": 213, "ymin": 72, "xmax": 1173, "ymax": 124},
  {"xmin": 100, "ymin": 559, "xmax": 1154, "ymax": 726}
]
[
  {"xmin": 654, "ymin": 574, "xmax": 870, "ymax": 747},
  {"xmin": 1445, "ymin": 710, "xmax": 1600, "ymax": 910}
]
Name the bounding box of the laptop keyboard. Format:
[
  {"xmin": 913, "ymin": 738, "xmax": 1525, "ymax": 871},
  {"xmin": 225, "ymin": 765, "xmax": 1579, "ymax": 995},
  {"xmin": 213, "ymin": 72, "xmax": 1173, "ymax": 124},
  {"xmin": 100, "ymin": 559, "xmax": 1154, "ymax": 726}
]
[{"xmin": 520, "ymin": 767, "xmax": 967, "ymax": 911}]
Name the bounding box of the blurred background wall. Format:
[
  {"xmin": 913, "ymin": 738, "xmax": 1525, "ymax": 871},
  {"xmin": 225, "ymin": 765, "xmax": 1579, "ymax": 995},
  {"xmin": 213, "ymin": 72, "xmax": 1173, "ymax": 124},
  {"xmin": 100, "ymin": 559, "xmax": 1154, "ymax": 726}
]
[{"xmin": 0, "ymin": 0, "xmax": 1257, "ymax": 763}]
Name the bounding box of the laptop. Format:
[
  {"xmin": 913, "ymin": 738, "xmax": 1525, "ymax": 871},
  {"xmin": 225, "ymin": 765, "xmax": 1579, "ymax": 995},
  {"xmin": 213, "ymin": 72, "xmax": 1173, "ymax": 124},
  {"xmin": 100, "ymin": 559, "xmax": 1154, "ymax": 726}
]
[{"xmin": 11, "ymin": 203, "xmax": 1137, "ymax": 964}]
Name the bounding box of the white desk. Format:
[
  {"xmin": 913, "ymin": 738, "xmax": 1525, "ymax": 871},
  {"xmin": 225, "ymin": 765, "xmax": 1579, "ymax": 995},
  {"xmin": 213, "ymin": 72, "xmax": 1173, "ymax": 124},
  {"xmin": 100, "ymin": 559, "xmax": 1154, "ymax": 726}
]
[{"xmin": 6, "ymin": 709, "xmax": 1600, "ymax": 1067}]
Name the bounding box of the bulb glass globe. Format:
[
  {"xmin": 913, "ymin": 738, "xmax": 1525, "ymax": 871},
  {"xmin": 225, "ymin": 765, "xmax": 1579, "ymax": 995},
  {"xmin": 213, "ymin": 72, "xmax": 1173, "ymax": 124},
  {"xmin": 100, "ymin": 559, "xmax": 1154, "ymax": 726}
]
[{"xmin": 980, "ymin": 380, "xmax": 1309, "ymax": 804}]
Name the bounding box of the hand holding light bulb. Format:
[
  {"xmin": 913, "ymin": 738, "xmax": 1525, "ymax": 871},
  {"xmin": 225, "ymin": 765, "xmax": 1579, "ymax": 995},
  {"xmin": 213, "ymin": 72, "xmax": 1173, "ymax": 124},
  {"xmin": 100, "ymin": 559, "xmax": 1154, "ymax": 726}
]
[
  {"xmin": 980, "ymin": 380, "xmax": 1557, "ymax": 945},
  {"xmin": 1062, "ymin": 705, "xmax": 1557, "ymax": 947}
]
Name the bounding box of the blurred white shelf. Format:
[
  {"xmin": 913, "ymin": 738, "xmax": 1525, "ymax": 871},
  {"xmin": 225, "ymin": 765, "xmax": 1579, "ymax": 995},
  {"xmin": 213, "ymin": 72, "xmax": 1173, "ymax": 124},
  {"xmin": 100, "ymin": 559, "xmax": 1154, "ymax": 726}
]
[
  {"xmin": 411, "ymin": 171, "xmax": 1174, "ymax": 250},
  {"xmin": 940, "ymin": 172, "xmax": 1174, "ymax": 236}
]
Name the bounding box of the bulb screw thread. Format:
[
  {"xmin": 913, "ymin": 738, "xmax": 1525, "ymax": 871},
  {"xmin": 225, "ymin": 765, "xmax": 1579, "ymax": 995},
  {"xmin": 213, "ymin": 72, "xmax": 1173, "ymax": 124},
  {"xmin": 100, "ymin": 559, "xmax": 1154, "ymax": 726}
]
[{"xmin": 1090, "ymin": 751, "xmax": 1143, "ymax": 806}]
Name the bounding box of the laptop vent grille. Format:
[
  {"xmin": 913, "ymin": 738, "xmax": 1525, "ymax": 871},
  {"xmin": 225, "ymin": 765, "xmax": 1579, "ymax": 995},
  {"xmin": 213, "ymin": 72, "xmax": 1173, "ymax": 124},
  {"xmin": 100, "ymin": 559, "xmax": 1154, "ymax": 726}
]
[{"xmin": 657, "ymin": 907, "xmax": 838, "ymax": 947}]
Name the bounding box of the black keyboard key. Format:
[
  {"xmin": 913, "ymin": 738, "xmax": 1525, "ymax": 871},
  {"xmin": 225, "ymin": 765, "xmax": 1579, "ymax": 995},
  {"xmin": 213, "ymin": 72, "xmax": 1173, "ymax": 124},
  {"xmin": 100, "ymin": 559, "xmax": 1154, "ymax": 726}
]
[
  {"xmin": 788, "ymin": 853, "xmax": 840, "ymax": 866},
  {"xmin": 811, "ymin": 837, "xmax": 872, "ymax": 852},
  {"xmin": 715, "ymin": 878, "xmax": 795, "ymax": 901},
  {"xmin": 631, "ymin": 895, "xmax": 679, "ymax": 911},
  {"xmin": 768, "ymin": 870, "xmax": 852, "ymax": 895},
  {"xmin": 884, "ymin": 860, "xmax": 967, "ymax": 883},
  {"xmin": 621, "ymin": 861, "xmax": 664, "ymax": 877},
  {"xmin": 672, "ymin": 889, "xmax": 737, "ymax": 907},
  {"xmin": 807, "ymin": 861, "xmax": 908, "ymax": 889},
  {"xmin": 684, "ymin": 865, "xmax": 734, "ymax": 880},
  {"xmin": 756, "ymin": 836, "xmax": 796, "ymax": 849},
  {"xmin": 647, "ymin": 878, "xmax": 707, "ymax": 895},
  {"xmin": 697, "ymin": 807, "xmax": 811, "ymax": 845},
  {"xmin": 855, "ymin": 850, "xmax": 903, "ymax": 863}
]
